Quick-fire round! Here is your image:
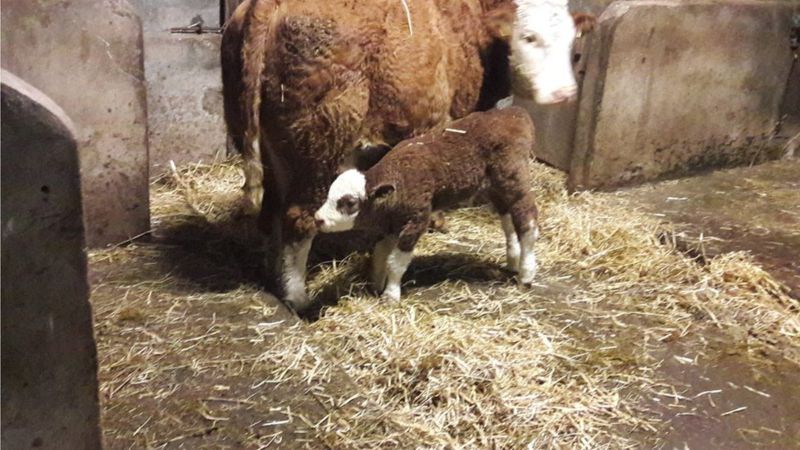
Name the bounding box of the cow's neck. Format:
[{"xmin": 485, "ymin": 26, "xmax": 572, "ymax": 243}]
[{"xmin": 476, "ymin": 38, "xmax": 512, "ymax": 111}]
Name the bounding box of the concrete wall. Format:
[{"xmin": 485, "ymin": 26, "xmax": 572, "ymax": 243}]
[
  {"xmin": 1, "ymin": 71, "xmax": 101, "ymax": 450},
  {"xmin": 1, "ymin": 0, "xmax": 150, "ymax": 247},
  {"xmin": 569, "ymin": 0, "xmax": 798, "ymax": 190},
  {"xmin": 130, "ymin": 0, "xmax": 228, "ymax": 174}
]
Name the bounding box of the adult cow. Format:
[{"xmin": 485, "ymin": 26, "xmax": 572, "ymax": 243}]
[{"xmin": 222, "ymin": 0, "xmax": 593, "ymax": 312}]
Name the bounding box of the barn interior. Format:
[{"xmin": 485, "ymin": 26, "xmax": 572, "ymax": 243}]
[{"xmin": 2, "ymin": 1, "xmax": 799, "ymax": 449}]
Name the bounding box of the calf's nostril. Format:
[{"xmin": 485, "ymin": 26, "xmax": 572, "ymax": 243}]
[{"xmin": 315, "ymin": 218, "xmax": 325, "ymax": 228}]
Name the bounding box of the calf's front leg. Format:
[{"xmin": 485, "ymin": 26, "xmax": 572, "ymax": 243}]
[
  {"xmin": 382, "ymin": 245, "xmax": 414, "ymax": 301},
  {"xmin": 371, "ymin": 236, "xmax": 397, "ymax": 293},
  {"xmin": 380, "ymin": 211, "xmax": 429, "ymax": 301}
]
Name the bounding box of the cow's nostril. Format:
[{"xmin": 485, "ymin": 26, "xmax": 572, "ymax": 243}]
[{"xmin": 315, "ymin": 219, "xmax": 325, "ymax": 228}]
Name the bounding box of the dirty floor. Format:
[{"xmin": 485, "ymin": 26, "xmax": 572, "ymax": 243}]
[
  {"xmin": 615, "ymin": 159, "xmax": 800, "ymax": 298},
  {"xmin": 90, "ymin": 158, "xmax": 800, "ymax": 449}
]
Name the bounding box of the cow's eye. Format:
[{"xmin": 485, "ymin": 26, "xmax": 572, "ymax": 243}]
[{"xmin": 524, "ymin": 34, "xmax": 538, "ymax": 44}]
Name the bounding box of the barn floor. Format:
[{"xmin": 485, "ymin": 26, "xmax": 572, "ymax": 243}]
[{"xmin": 90, "ymin": 158, "xmax": 800, "ymax": 449}]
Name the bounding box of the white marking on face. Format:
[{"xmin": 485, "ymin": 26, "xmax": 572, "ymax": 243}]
[
  {"xmin": 511, "ymin": 0, "xmax": 579, "ymax": 104},
  {"xmin": 314, "ymin": 169, "xmax": 366, "ymax": 233}
]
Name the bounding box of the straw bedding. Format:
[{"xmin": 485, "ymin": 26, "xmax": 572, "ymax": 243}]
[{"xmin": 91, "ymin": 157, "xmax": 799, "ymax": 448}]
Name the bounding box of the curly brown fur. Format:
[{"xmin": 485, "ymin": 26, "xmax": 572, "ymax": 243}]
[{"xmin": 362, "ymin": 106, "xmax": 538, "ymax": 251}]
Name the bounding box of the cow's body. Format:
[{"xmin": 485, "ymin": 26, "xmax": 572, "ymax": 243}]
[{"xmin": 222, "ymin": 0, "xmax": 590, "ymax": 311}]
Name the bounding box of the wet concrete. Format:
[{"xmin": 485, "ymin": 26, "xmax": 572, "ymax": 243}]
[
  {"xmin": 652, "ymin": 338, "xmax": 800, "ymax": 449},
  {"xmin": 615, "ymin": 158, "xmax": 800, "ymax": 298}
]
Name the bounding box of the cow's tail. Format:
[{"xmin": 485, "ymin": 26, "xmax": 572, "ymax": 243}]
[{"xmin": 240, "ymin": 1, "xmax": 280, "ymax": 216}]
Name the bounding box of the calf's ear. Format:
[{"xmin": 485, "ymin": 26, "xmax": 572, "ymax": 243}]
[
  {"xmin": 369, "ymin": 183, "xmax": 396, "ymax": 200},
  {"xmin": 572, "ymin": 13, "xmax": 597, "ymax": 37}
]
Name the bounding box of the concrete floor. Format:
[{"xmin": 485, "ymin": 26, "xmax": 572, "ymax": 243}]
[
  {"xmin": 609, "ymin": 157, "xmax": 800, "ymax": 448},
  {"xmin": 91, "ymin": 158, "xmax": 799, "ymax": 448},
  {"xmin": 615, "ymin": 158, "xmax": 800, "ymax": 298}
]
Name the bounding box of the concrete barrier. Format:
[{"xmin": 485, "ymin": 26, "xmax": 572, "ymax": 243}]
[
  {"xmin": 1, "ymin": 71, "xmax": 101, "ymax": 450},
  {"xmin": 130, "ymin": 0, "xmax": 228, "ymax": 174},
  {"xmin": 1, "ymin": 0, "xmax": 150, "ymax": 247},
  {"xmin": 568, "ymin": 0, "xmax": 798, "ymax": 190}
]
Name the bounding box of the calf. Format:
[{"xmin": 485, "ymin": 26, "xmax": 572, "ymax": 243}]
[{"xmin": 315, "ymin": 106, "xmax": 539, "ymax": 300}]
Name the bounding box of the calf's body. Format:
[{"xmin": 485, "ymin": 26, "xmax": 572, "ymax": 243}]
[{"xmin": 316, "ymin": 106, "xmax": 539, "ymax": 300}]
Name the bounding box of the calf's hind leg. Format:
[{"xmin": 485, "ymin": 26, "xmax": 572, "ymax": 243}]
[
  {"xmin": 500, "ymin": 214, "xmax": 521, "ymax": 272},
  {"xmin": 508, "ymin": 195, "xmax": 539, "ymax": 286}
]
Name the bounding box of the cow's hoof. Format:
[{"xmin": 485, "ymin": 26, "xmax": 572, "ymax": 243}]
[
  {"xmin": 380, "ymin": 286, "xmax": 401, "ymax": 303},
  {"xmin": 284, "ymin": 293, "xmax": 313, "ymax": 313}
]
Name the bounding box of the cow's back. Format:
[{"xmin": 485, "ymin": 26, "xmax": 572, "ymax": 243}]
[{"xmin": 253, "ymin": 0, "xmax": 492, "ymax": 160}]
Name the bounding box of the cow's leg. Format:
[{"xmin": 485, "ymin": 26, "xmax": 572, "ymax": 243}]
[
  {"xmin": 500, "ymin": 214, "xmax": 521, "ymax": 272},
  {"xmin": 276, "ymin": 204, "xmax": 318, "ymax": 312},
  {"xmin": 279, "ymin": 236, "xmax": 314, "ymax": 312},
  {"xmin": 371, "ymin": 236, "xmax": 397, "ymax": 293}
]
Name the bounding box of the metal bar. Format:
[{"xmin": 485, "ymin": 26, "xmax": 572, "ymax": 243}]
[{"xmin": 168, "ymin": 26, "xmax": 223, "ymax": 34}]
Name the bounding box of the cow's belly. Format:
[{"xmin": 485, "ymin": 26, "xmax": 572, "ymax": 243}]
[{"xmin": 362, "ymin": 2, "xmax": 483, "ymax": 144}]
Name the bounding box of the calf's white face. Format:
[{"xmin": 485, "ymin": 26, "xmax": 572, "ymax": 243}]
[
  {"xmin": 511, "ymin": 0, "xmax": 579, "ymax": 104},
  {"xmin": 314, "ymin": 169, "xmax": 366, "ymax": 233}
]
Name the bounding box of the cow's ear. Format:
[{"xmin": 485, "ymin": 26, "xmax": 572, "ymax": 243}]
[
  {"xmin": 369, "ymin": 182, "xmax": 396, "ymax": 200},
  {"xmin": 484, "ymin": 3, "xmax": 515, "ymax": 41},
  {"xmin": 572, "ymin": 13, "xmax": 597, "ymax": 37}
]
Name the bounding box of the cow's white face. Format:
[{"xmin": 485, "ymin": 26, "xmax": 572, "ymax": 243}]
[
  {"xmin": 315, "ymin": 169, "xmax": 366, "ymax": 233},
  {"xmin": 511, "ymin": 0, "xmax": 579, "ymax": 104}
]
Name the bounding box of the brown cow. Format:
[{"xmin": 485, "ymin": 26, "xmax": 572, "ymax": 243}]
[{"xmin": 222, "ymin": 0, "xmax": 594, "ymax": 311}]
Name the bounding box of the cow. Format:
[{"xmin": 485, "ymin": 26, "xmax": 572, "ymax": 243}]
[{"xmin": 222, "ymin": 0, "xmax": 594, "ymax": 312}]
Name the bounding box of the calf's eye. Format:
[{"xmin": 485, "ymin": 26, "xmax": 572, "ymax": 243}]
[
  {"xmin": 337, "ymin": 195, "xmax": 360, "ymax": 214},
  {"xmin": 524, "ymin": 34, "xmax": 538, "ymax": 44}
]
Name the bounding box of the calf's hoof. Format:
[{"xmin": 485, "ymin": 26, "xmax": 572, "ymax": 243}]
[
  {"xmin": 517, "ymin": 271, "xmax": 537, "ymax": 288},
  {"xmin": 284, "ymin": 292, "xmax": 313, "ymax": 313},
  {"xmin": 428, "ymin": 211, "xmax": 448, "ymax": 233},
  {"xmin": 506, "ymin": 256, "xmax": 520, "ymax": 274}
]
